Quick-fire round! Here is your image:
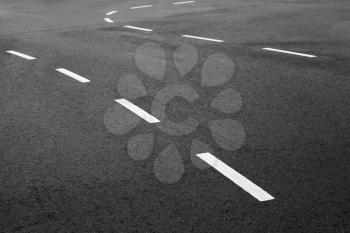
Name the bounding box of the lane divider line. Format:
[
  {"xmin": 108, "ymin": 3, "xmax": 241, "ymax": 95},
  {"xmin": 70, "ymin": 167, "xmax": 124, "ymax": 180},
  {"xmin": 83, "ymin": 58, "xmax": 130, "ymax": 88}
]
[
  {"xmin": 173, "ymin": 1, "xmax": 196, "ymax": 5},
  {"xmin": 181, "ymin": 35, "xmax": 224, "ymax": 43},
  {"xmin": 115, "ymin": 99, "xmax": 160, "ymax": 123},
  {"xmin": 130, "ymin": 5, "xmax": 153, "ymax": 9},
  {"xmin": 124, "ymin": 25, "xmax": 153, "ymax": 32},
  {"xmin": 197, "ymin": 152, "xmax": 275, "ymax": 202},
  {"xmin": 262, "ymin": 48, "xmax": 316, "ymax": 58},
  {"xmin": 104, "ymin": 18, "xmax": 114, "ymax": 23},
  {"xmin": 6, "ymin": 50, "xmax": 36, "ymax": 60},
  {"xmin": 106, "ymin": 11, "xmax": 118, "ymax": 16},
  {"xmin": 55, "ymin": 68, "xmax": 91, "ymax": 83}
]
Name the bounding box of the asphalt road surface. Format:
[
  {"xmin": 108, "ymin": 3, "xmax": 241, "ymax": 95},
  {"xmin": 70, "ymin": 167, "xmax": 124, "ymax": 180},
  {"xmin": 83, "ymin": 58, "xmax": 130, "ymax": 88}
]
[{"xmin": 1, "ymin": 0, "xmax": 349, "ymax": 232}]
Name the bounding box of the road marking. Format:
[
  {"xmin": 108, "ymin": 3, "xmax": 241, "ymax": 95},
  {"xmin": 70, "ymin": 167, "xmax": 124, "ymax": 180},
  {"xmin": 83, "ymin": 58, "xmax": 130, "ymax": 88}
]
[
  {"xmin": 262, "ymin": 48, "xmax": 316, "ymax": 58},
  {"xmin": 6, "ymin": 50, "xmax": 36, "ymax": 60},
  {"xmin": 130, "ymin": 5, "xmax": 153, "ymax": 9},
  {"xmin": 181, "ymin": 35, "xmax": 224, "ymax": 43},
  {"xmin": 197, "ymin": 152, "xmax": 275, "ymax": 202},
  {"xmin": 173, "ymin": 1, "xmax": 196, "ymax": 5},
  {"xmin": 115, "ymin": 99, "xmax": 160, "ymax": 123},
  {"xmin": 104, "ymin": 18, "xmax": 114, "ymax": 23},
  {"xmin": 106, "ymin": 11, "xmax": 118, "ymax": 16},
  {"xmin": 124, "ymin": 25, "xmax": 153, "ymax": 32},
  {"xmin": 55, "ymin": 68, "xmax": 91, "ymax": 83}
]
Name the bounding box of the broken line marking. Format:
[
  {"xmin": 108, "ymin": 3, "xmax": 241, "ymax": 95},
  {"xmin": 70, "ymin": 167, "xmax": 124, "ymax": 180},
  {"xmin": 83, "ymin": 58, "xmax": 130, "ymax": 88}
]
[
  {"xmin": 115, "ymin": 99, "xmax": 160, "ymax": 123},
  {"xmin": 262, "ymin": 48, "xmax": 316, "ymax": 58},
  {"xmin": 106, "ymin": 11, "xmax": 118, "ymax": 16},
  {"xmin": 104, "ymin": 18, "xmax": 114, "ymax": 23},
  {"xmin": 124, "ymin": 25, "xmax": 153, "ymax": 32},
  {"xmin": 6, "ymin": 50, "xmax": 36, "ymax": 60},
  {"xmin": 55, "ymin": 68, "xmax": 91, "ymax": 83},
  {"xmin": 173, "ymin": 1, "xmax": 196, "ymax": 5},
  {"xmin": 181, "ymin": 35, "xmax": 224, "ymax": 43},
  {"xmin": 197, "ymin": 152, "xmax": 275, "ymax": 202},
  {"xmin": 130, "ymin": 5, "xmax": 153, "ymax": 9}
]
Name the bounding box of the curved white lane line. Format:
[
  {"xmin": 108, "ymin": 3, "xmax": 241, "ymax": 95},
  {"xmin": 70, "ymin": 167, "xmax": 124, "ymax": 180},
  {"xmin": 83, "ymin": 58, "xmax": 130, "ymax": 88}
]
[
  {"xmin": 104, "ymin": 18, "xmax": 114, "ymax": 23},
  {"xmin": 124, "ymin": 25, "xmax": 153, "ymax": 32},
  {"xmin": 263, "ymin": 48, "xmax": 316, "ymax": 58},
  {"xmin": 181, "ymin": 35, "xmax": 224, "ymax": 43},
  {"xmin": 106, "ymin": 10, "xmax": 118, "ymax": 16},
  {"xmin": 173, "ymin": 1, "xmax": 196, "ymax": 5},
  {"xmin": 6, "ymin": 50, "xmax": 36, "ymax": 60},
  {"xmin": 130, "ymin": 5, "xmax": 153, "ymax": 9}
]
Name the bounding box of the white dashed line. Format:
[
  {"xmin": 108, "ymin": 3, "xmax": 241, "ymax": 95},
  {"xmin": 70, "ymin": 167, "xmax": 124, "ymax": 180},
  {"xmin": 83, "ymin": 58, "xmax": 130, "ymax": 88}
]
[
  {"xmin": 197, "ymin": 153, "xmax": 275, "ymax": 202},
  {"xmin": 55, "ymin": 68, "xmax": 91, "ymax": 83},
  {"xmin": 181, "ymin": 35, "xmax": 224, "ymax": 43},
  {"xmin": 124, "ymin": 25, "xmax": 153, "ymax": 32},
  {"xmin": 262, "ymin": 48, "xmax": 316, "ymax": 58},
  {"xmin": 115, "ymin": 99, "xmax": 160, "ymax": 123},
  {"xmin": 172, "ymin": 1, "xmax": 196, "ymax": 5},
  {"xmin": 104, "ymin": 18, "xmax": 114, "ymax": 23},
  {"xmin": 130, "ymin": 5, "xmax": 153, "ymax": 9},
  {"xmin": 6, "ymin": 50, "xmax": 36, "ymax": 60},
  {"xmin": 106, "ymin": 11, "xmax": 118, "ymax": 16}
]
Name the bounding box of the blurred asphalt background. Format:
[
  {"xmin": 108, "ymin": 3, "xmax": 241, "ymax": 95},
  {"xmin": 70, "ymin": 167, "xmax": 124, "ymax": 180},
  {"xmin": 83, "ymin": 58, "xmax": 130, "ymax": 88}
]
[{"xmin": 0, "ymin": 0, "xmax": 349, "ymax": 232}]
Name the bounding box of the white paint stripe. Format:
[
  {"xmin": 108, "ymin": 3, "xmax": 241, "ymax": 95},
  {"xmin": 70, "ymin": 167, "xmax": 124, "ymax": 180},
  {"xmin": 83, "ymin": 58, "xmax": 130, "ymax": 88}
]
[
  {"xmin": 115, "ymin": 99, "xmax": 160, "ymax": 123},
  {"xmin": 262, "ymin": 48, "xmax": 316, "ymax": 58},
  {"xmin": 104, "ymin": 18, "xmax": 114, "ymax": 23},
  {"xmin": 106, "ymin": 11, "xmax": 118, "ymax": 16},
  {"xmin": 6, "ymin": 50, "xmax": 36, "ymax": 60},
  {"xmin": 197, "ymin": 153, "xmax": 275, "ymax": 202},
  {"xmin": 124, "ymin": 25, "xmax": 153, "ymax": 32},
  {"xmin": 181, "ymin": 35, "xmax": 224, "ymax": 43},
  {"xmin": 173, "ymin": 1, "xmax": 196, "ymax": 5},
  {"xmin": 55, "ymin": 68, "xmax": 91, "ymax": 83},
  {"xmin": 130, "ymin": 5, "xmax": 153, "ymax": 9}
]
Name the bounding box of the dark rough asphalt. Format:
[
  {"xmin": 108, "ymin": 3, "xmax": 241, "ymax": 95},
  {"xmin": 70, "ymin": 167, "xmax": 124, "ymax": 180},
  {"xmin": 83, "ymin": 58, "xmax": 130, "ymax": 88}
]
[{"xmin": 0, "ymin": 0, "xmax": 349, "ymax": 232}]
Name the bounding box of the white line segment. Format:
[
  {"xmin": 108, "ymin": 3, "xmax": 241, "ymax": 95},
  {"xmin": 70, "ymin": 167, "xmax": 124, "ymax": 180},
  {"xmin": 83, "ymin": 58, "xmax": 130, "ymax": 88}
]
[
  {"xmin": 104, "ymin": 18, "xmax": 114, "ymax": 23},
  {"xmin": 55, "ymin": 68, "xmax": 91, "ymax": 83},
  {"xmin": 115, "ymin": 99, "xmax": 160, "ymax": 123},
  {"xmin": 130, "ymin": 5, "xmax": 153, "ymax": 9},
  {"xmin": 181, "ymin": 35, "xmax": 224, "ymax": 43},
  {"xmin": 6, "ymin": 51, "xmax": 36, "ymax": 60},
  {"xmin": 124, "ymin": 25, "xmax": 153, "ymax": 32},
  {"xmin": 173, "ymin": 1, "xmax": 196, "ymax": 5},
  {"xmin": 262, "ymin": 48, "xmax": 316, "ymax": 58},
  {"xmin": 106, "ymin": 11, "xmax": 118, "ymax": 16},
  {"xmin": 197, "ymin": 153, "xmax": 275, "ymax": 202}
]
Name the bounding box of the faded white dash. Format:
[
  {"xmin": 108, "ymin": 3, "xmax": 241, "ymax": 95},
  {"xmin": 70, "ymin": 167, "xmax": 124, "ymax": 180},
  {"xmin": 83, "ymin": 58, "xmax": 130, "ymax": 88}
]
[
  {"xmin": 124, "ymin": 25, "xmax": 153, "ymax": 32},
  {"xmin": 263, "ymin": 48, "xmax": 316, "ymax": 58},
  {"xmin": 6, "ymin": 50, "xmax": 36, "ymax": 60},
  {"xmin": 197, "ymin": 153, "xmax": 275, "ymax": 202},
  {"xmin": 106, "ymin": 11, "xmax": 118, "ymax": 16},
  {"xmin": 130, "ymin": 5, "xmax": 153, "ymax": 9},
  {"xmin": 115, "ymin": 99, "xmax": 160, "ymax": 123},
  {"xmin": 104, "ymin": 18, "xmax": 114, "ymax": 23},
  {"xmin": 173, "ymin": 1, "xmax": 196, "ymax": 5},
  {"xmin": 55, "ymin": 68, "xmax": 90, "ymax": 83},
  {"xmin": 181, "ymin": 35, "xmax": 224, "ymax": 43}
]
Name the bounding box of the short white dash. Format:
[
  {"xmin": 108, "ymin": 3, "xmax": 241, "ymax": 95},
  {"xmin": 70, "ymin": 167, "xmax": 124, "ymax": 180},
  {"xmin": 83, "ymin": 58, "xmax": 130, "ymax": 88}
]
[
  {"xmin": 106, "ymin": 11, "xmax": 118, "ymax": 16},
  {"xmin": 181, "ymin": 35, "xmax": 224, "ymax": 43},
  {"xmin": 55, "ymin": 68, "xmax": 90, "ymax": 83},
  {"xmin": 130, "ymin": 5, "xmax": 153, "ymax": 9},
  {"xmin": 104, "ymin": 18, "xmax": 114, "ymax": 23},
  {"xmin": 262, "ymin": 48, "xmax": 316, "ymax": 58},
  {"xmin": 173, "ymin": 1, "xmax": 196, "ymax": 5},
  {"xmin": 115, "ymin": 99, "xmax": 160, "ymax": 123},
  {"xmin": 197, "ymin": 153, "xmax": 275, "ymax": 202},
  {"xmin": 6, "ymin": 50, "xmax": 36, "ymax": 60},
  {"xmin": 124, "ymin": 25, "xmax": 153, "ymax": 32}
]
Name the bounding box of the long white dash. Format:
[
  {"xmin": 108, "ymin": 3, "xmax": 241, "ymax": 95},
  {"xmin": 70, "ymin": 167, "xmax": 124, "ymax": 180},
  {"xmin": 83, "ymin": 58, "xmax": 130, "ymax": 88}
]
[
  {"xmin": 130, "ymin": 5, "xmax": 153, "ymax": 9},
  {"xmin": 6, "ymin": 50, "xmax": 36, "ymax": 60},
  {"xmin": 124, "ymin": 25, "xmax": 153, "ymax": 32},
  {"xmin": 197, "ymin": 152, "xmax": 275, "ymax": 202},
  {"xmin": 181, "ymin": 35, "xmax": 224, "ymax": 43},
  {"xmin": 104, "ymin": 18, "xmax": 114, "ymax": 23},
  {"xmin": 55, "ymin": 68, "xmax": 90, "ymax": 83},
  {"xmin": 173, "ymin": 1, "xmax": 196, "ymax": 5},
  {"xmin": 106, "ymin": 11, "xmax": 118, "ymax": 16},
  {"xmin": 115, "ymin": 99, "xmax": 160, "ymax": 123},
  {"xmin": 262, "ymin": 48, "xmax": 316, "ymax": 58}
]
